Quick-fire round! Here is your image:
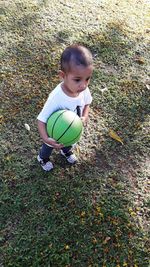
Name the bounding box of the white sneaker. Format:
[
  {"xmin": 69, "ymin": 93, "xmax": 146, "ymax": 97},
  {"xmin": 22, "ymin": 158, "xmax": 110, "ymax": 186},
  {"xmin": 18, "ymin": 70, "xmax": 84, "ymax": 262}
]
[
  {"xmin": 37, "ymin": 155, "xmax": 53, "ymax": 171},
  {"xmin": 60, "ymin": 150, "xmax": 78, "ymax": 164}
]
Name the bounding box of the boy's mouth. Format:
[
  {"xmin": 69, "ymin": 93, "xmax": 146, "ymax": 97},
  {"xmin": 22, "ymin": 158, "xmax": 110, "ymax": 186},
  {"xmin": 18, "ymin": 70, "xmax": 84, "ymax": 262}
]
[{"xmin": 77, "ymin": 89, "xmax": 84, "ymax": 93}]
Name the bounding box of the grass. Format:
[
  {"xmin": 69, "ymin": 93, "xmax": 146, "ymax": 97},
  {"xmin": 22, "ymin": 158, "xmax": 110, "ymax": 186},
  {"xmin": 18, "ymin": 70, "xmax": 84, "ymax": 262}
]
[{"xmin": 0, "ymin": 0, "xmax": 150, "ymax": 266}]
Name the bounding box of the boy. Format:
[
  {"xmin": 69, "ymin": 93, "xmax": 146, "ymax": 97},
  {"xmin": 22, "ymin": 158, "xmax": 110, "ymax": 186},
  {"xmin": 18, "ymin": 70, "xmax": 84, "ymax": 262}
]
[{"xmin": 37, "ymin": 44, "xmax": 93, "ymax": 171}]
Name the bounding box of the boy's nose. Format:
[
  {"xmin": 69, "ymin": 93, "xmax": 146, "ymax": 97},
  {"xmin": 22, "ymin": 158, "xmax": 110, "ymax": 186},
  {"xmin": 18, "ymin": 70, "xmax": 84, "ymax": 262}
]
[{"xmin": 80, "ymin": 81, "xmax": 87, "ymax": 90}]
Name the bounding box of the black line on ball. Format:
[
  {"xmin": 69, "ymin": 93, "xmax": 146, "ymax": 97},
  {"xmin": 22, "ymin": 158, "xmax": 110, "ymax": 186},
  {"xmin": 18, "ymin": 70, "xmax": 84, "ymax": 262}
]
[
  {"xmin": 63, "ymin": 127, "xmax": 83, "ymax": 146},
  {"xmin": 51, "ymin": 110, "xmax": 66, "ymax": 138},
  {"xmin": 56, "ymin": 113, "xmax": 77, "ymax": 142}
]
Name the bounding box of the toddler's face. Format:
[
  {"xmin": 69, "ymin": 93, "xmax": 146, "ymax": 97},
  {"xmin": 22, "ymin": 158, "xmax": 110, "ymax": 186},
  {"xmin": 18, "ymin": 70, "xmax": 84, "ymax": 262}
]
[{"xmin": 61, "ymin": 65, "xmax": 93, "ymax": 97}]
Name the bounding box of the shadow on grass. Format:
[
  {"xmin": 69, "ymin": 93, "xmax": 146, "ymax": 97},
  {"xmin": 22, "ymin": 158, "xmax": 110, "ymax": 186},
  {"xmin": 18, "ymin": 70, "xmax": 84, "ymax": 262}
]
[{"xmin": 1, "ymin": 6, "xmax": 149, "ymax": 267}]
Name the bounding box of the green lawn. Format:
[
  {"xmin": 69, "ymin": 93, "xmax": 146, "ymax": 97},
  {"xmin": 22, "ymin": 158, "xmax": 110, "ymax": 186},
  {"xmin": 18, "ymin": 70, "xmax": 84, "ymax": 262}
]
[{"xmin": 0, "ymin": 0, "xmax": 150, "ymax": 266}]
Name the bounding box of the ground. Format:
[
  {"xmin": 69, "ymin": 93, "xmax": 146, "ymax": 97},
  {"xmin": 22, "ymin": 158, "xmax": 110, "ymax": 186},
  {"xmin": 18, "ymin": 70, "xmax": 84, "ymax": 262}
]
[{"xmin": 0, "ymin": 0, "xmax": 150, "ymax": 266}]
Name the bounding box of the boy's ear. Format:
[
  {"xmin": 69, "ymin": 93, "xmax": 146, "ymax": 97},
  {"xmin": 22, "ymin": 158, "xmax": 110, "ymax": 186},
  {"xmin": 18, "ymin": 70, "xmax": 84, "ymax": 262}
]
[{"xmin": 59, "ymin": 70, "xmax": 65, "ymax": 80}]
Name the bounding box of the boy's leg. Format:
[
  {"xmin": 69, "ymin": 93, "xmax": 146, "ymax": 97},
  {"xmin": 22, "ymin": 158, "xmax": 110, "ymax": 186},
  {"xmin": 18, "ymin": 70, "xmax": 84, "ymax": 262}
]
[
  {"xmin": 39, "ymin": 143, "xmax": 53, "ymax": 161},
  {"xmin": 61, "ymin": 145, "xmax": 78, "ymax": 164},
  {"xmin": 61, "ymin": 146, "xmax": 72, "ymax": 154},
  {"xmin": 37, "ymin": 143, "xmax": 54, "ymax": 171}
]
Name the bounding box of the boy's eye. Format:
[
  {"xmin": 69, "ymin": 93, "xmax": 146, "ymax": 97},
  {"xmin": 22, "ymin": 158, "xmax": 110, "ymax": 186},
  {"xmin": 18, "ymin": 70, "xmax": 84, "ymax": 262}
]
[
  {"xmin": 86, "ymin": 77, "xmax": 90, "ymax": 81},
  {"xmin": 74, "ymin": 79, "xmax": 81, "ymax": 82}
]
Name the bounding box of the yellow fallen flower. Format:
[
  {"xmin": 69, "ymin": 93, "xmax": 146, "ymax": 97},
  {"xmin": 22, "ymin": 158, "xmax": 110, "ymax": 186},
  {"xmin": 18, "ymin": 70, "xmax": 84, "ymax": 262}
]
[
  {"xmin": 109, "ymin": 130, "xmax": 124, "ymax": 145},
  {"xmin": 64, "ymin": 245, "xmax": 70, "ymax": 250}
]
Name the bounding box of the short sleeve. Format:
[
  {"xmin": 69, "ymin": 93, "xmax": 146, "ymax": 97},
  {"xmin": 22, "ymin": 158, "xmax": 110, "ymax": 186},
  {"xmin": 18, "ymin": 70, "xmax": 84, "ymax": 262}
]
[
  {"xmin": 84, "ymin": 87, "xmax": 92, "ymax": 105},
  {"xmin": 37, "ymin": 94, "xmax": 57, "ymax": 123}
]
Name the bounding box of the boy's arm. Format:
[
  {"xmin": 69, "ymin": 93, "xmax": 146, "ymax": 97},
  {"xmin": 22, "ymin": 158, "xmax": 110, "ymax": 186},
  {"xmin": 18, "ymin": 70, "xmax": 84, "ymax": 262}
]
[
  {"xmin": 37, "ymin": 120, "xmax": 63, "ymax": 149},
  {"xmin": 81, "ymin": 104, "xmax": 90, "ymax": 125}
]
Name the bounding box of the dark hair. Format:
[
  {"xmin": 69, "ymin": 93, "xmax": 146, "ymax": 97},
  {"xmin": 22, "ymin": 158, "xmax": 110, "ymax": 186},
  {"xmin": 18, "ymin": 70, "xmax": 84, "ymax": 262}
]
[{"xmin": 60, "ymin": 44, "xmax": 93, "ymax": 72}]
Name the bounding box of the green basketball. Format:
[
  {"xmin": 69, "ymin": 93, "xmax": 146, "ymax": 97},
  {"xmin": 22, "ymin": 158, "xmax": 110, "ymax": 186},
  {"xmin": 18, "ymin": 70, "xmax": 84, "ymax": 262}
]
[{"xmin": 46, "ymin": 110, "xmax": 83, "ymax": 146}]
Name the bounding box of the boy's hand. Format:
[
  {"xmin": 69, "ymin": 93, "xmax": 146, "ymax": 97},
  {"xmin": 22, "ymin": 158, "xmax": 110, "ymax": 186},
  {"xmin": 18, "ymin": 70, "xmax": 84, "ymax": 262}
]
[
  {"xmin": 46, "ymin": 137, "xmax": 64, "ymax": 149},
  {"xmin": 81, "ymin": 116, "xmax": 88, "ymax": 126}
]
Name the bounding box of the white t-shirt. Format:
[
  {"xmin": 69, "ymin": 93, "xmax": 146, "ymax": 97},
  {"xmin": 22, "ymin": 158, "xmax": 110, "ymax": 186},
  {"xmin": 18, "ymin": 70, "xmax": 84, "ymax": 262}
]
[{"xmin": 37, "ymin": 82, "xmax": 92, "ymax": 123}]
